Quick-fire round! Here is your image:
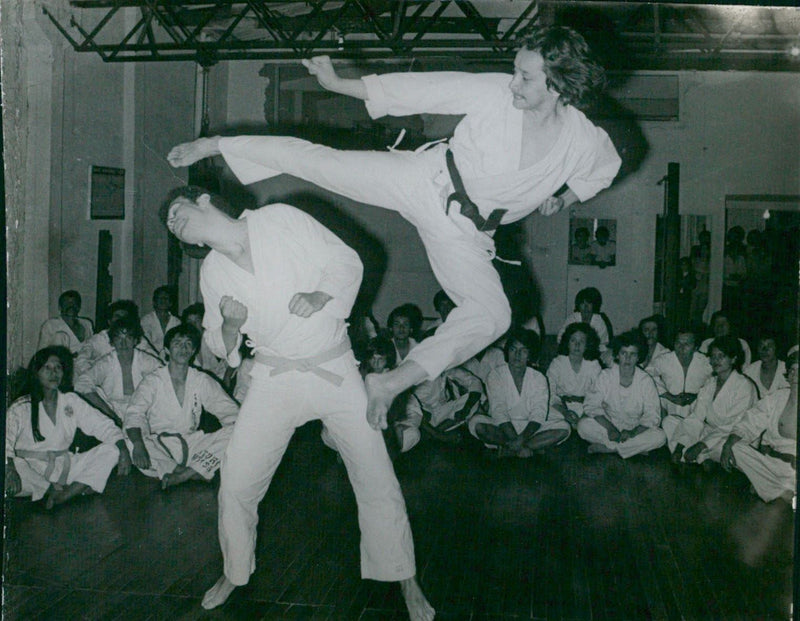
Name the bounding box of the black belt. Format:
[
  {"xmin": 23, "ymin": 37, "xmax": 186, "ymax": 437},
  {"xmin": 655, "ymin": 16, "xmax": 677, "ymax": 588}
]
[
  {"xmin": 445, "ymin": 150, "xmax": 507, "ymax": 233},
  {"xmin": 759, "ymin": 444, "xmax": 796, "ymax": 469}
]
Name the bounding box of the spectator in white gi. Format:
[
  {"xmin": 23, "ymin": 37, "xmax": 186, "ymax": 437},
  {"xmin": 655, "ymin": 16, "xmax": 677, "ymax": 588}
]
[
  {"xmin": 387, "ymin": 303, "xmax": 422, "ymax": 363},
  {"xmin": 168, "ymin": 26, "xmax": 620, "ymax": 442},
  {"xmin": 638, "ymin": 314, "xmax": 670, "ymax": 374},
  {"xmin": 699, "ymin": 310, "xmax": 752, "ymax": 367},
  {"xmin": 37, "ymin": 290, "xmax": 94, "ymax": 354},
  {"xmin": 743, "ymin": 330, "xmax": 789, "ymax": 398},
  {"xmin": 669, "ymin": 335, "xmax": 758, "ymax": 466},
  {"xmin": 557, "ymin": 287, "xmax": 612, "ymax": 358},
  {"xmin": 578, "ymin": 330, "xmax": 665, "ymax": 458},
  {"xmin": 396, "ymin": 364, "xmax": 485, "ymax": 453},
  {"xmin": 141, "ymin": 285, "xmax": 181, "ymax": 358},
  {"xmin": 125, "ymin": 324, "xmax": 239, "ymax": 489},
  {"xmin": 469, "ymin": 328, "xmax": 570, "ymax": 457},
  {"xmin": 75, "ymin": 299, "xmax": 160, "ymax": 377},
  {"xmin": 547, "ymin": 322, "xmax": 602, "ymax": 428},
  {"xmin": 182, "ymin": 302, "xmax": 228, "ymax": 381},
  {"xmin": 160, "ymin": 186, "xmax": 432, "ymax": 618},
  {"xmin": 655, "ymin": 326, "xmax": 713, "ymax": 446},
  {"xmin": 75, "ymin": 316, "xmax": 163, "ymax": 426},
  {"xmin": 5, "ymin": 346, "xmax": 131, "ymax": 509},
  {"xmin": 720, "ymin": 351, "xmax": 797, "ymax": 503}
]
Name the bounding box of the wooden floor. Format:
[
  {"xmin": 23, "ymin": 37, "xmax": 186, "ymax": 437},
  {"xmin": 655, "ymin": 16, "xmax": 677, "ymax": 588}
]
[{"xmin": 3, "ymin": 422, "xmax": 796, "ymax": 620}]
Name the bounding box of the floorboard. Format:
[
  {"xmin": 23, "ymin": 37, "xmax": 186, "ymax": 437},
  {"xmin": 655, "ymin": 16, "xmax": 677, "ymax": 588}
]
[{"xmin": 3, "ymin": 421, "xmax": 794, "ymax": 620}]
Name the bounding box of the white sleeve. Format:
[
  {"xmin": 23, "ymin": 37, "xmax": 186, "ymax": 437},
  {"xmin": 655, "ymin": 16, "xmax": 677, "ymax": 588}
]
[
  {"xmin": 200, "ymin": 260, "xmax": 243, "ymax": 368},
  {"xmin": 486, "ymin": 369, "xmax": 512, "ymax": 425},
  {"xmin": 565, "ymin": 120, "xmax": 622, "ymax": 202},
  {"xmin": 200, "ymin": 374, "xmax": 239, "ymax": 426},
  {"xmin": 583, "ymin": 371, "xmax": 608, "ymax": 418},
  {"xmin": 72, "ymin": 394, "xmax": 124, "ymax": 444},
  {"xmin": 639, "ymin": 373, "xmax": 662, "ymax": 428},
  {"xmin": 5, "ymin": 400, "xmax": 25, "ymax": 458},
  {"xmin": 362, "ymin": 72, "xmax": 507, "ymax": 119}
]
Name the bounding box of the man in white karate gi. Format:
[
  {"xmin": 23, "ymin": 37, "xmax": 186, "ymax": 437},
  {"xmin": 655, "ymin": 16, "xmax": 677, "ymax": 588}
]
[
  {"xmin": 168, "ymin": 26, "xmax": 621, "ymax": 432},
  {"xmin": 160, "ymin": 186, "xmax": 434, "ymax": 620},
  {"xmin": 720, "ymin": 352, "xmax": 797, "ymax": 503},
  {"xmin": 125, "ymin": 323, "xmax": 239, "ymax": 489}
]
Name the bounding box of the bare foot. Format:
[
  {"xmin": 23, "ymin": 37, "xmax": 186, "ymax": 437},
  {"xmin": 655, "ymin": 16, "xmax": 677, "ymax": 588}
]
[
  {"xmin": 167, "ymin": 137, "xmax": 221, "ymax": 168},
  {"xmin": 161, "ymin": 465, "xmax": 201, "ymax": 490},
  {"xmin": 44, "ymin": 482, "xmax": 91, "ymax": 510},
  {"xmin": 400, "ymin": 576, "xmax": 435, "ymax": 621},
  {"xmin": 587, "ymin": 443, "xmax": 615, "ymax": 454},
  {"xmin": 365, "ymin": 373, "xmax": 396, "ymax": 430},
  {"xmin": 201, "ymin": 575, "xmax": 237, "ymax": 610}
]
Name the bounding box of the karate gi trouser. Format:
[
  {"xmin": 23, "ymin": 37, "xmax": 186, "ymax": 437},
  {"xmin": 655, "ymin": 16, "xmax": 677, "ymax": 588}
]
[
  {"xmin": 732, "ymin": 443, "xmax": 796, "ymax": 503},
  {"xmin": 218, "ymin": 353, "xmax": 416, "ymax": 585},
  {"xmin": 467, "ymin": 413, "xmax": 571, "ymax": 446},
  {"xmin": 12, "ymin": 444, "xmax": 119, "ymax": 501},
  {"xmin": 661, "ymin": 415, "xmax": 684, "ymax": 453},
  {"xmin": 222, "ymin": 137, "xmax": 510, "ymax": 379},
  {"xmin": 130, "ymin": 427, "xmax": 233, "ymax": 480},
  {"xmin": 576, "ymin": 417, "xmax": 666, "ymax": 459}
]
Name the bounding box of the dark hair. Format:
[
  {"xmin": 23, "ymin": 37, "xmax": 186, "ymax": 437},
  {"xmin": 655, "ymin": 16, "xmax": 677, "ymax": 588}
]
[
  {"xmin": 755, "ymin": 329, "xmax": 780, "ymax": 348},
  {"xmin": 521, "ymin": 26, "xmax": 606, "ymax": 108},
  {"xmin": 58, "ymin": 290, "xmax": 81, "ymax": 308},
  {"xmin": 433, "ymin": 290, "xmax": 454, "ymax": 312},
  {"xmin": 387, "ymin": 303, "xmax": 423, "ymax": 335},
  {"xmin": 164, "ymin": 323, "xmax": 202, "ymax": 352},
  {"xmin": 612, "ymin": 329, "xmax": 647, "ymax": 362},
  {"xmin": 504, "ymin": 327, "xmax": 541, "ymax": 363},
  {"xmin": 673, "ymin": 324, "xmax": 699, "ymax": 343},
  {"xmin": 108, "ymin": 314, "xmax": 143, "ymax": 342},
  {"xmin": 709, "ymin": 335, "xmax": 745, "ymax": 372},
  {"xmin": 26, "ymin": 346, "xmax": 73, "ymax": 442},
  {"xmin": 557, "ymin": 321, "xmax": 600, "ymax": 360},
  {"xmin": 638, "ymin": 314, "xmax": 667, "ymax": 344},
  {"xmin": 574, "ymin": 287, "xmax": 602, "ymax": 313},
  {"xmin": 153, "ymin": 285, "xmax": 175, "ymax": 304},
  {"xmin": 364, "ymin": 336, "xmax": 397, "ymax": 370},
  {"xmin": 159, "ymin": 185, "xmax": 243, "ymax": 259},
  {"xmin": 109, "ymin": 299, "xmax": 139, "ymax": 321},
  {"xmin": 595, "ymin": 226, "xmax": 610, "ymax": 239},
  {"xmin": 181, "ymin": 302, "xmax": 205, "ymax": 324},
  {"xmin": 575, "ymin": 226, "xmax": 590, "ymax": 240}
]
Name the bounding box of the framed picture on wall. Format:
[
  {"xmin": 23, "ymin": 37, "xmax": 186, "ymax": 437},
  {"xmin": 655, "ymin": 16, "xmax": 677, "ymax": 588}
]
[
  {"xmin": 568, "ymin": 217, "xmax": 617, "ymax": 268},
  {"xmin": 89, "ymin": 165, "xmax": 125, "ymax": 219}
]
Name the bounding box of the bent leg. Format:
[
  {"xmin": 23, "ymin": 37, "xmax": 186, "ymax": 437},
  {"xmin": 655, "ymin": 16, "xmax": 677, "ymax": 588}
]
[
  {"xmin": 67, "ymin": 444, "xmax": 120, "ymax": 494},
  {"xmin": 617, "ymin": 428, "xmax": 666, "ymax": 459},
  {"xmin": 732, "ymin": 444, "xmax": 796, "ymax": 503},
  {"xmin": 319, "ymin": 362, "xmax": 416, "ymax": 582}
]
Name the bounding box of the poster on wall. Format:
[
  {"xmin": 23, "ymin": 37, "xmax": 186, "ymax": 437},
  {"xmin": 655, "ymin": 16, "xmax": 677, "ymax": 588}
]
[
  {"xmin": 89, "ymin": 165, "xmax": 125, "ymax": 219},
  {"xmin": 568, "ymin": 217, "xmax": 617, "ymax": 268}
]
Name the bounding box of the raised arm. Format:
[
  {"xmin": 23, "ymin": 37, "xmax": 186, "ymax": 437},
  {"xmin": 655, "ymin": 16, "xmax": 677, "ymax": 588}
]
[{"xmin": 302, "ymin": 56, "xmax": 367, "ymax": 100}]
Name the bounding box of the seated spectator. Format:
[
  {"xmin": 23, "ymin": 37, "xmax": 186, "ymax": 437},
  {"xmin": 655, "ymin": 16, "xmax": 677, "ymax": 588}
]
[
  {"xmin": 125, "ymin": 325, "xmax": 239, "ymax": 489},
  {"xmin": 577, "ymin": 330, "xmax": 665, "ymax": 458},
  {"xmin": 743, "ymin": 330, "xmax": 789, "ymax": 398},
  {"xmin": 546, "ymin": 322, "xmax": 602, "ymax": 428},
  {"xmin": 699, "ymin": 310, "xmax": 752, "ymax": 367},
  {"xmin": 181, "ymin": 303, "xmax": 228, "ymax": 380},
  {"xmin": 141, "ymin": 286, "xmax": 181, "ymax": 358},
  {"xmin": 387, "ymin": 303, "xmax": 422, "ymax": 363},
  {"xmin": 638, "ymin": 314, "xmax": 670, "ymax": 373},
  {"xmin": 359, "ymin": 336, "xmax": 397, "ymax": 378},
  {"xmin": 669, "ymin": 335, "xmax": 758, "ymax": 466},
  {"xmin": 75, "ymin": 300, "xmax": 160, "ymax": 377},
  {"xmin": 557, "ymin": 287, "xmax": 611, "ymax": 354},
  {"xmin": 5, "ymin": 346, "xmax": 131, "ymax": 509},
  {"xmin": 720, "ymin": 350, "xmax": 797, "ymax": 503},
  {"xmin": 423, "ymin": 290, "xmax": 457, "ymax": 338},
  {"xmin": 462, "ymin": 336, "xmax": 507, "ymax": 385},
  {"xmin": 75, "ymin": 316, "xmax": 163, "ymax": 426},
  {"xmin": 468, "ymin": 328, "xmax": 569, "ymax": 457},
  {"xmin": 655, "ymin": 327, "xmax": 713, "ymax": 441},
  {"xmin": 396, "ymin": 365, "xmax": 485, "ymax": 453},
  {"xmin": 37, "ymin": 290, "xmax": 94, "ymax": 354}
]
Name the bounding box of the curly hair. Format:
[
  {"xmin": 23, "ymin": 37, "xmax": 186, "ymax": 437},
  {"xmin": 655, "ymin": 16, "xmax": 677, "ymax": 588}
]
[
  {"xmin": 709, "ymin": 335, "xmax": 745, "ymax": 372},
  {"xmin": 611, "ymin": 329, "xmax": 647, "ymax": 363},
  {"xmin": 557, "ymin": 321, "xmax": 601, "ymax": 361},
  {"xmin": 521, "ymin": 26, "xmax": 607, "ymax": 108}
]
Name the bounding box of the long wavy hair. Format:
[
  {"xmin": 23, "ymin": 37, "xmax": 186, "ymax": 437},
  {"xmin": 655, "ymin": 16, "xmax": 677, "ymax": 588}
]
[
  {"xmin": 26, "ymin": 346, "xmax": 74, "ymax": 442},
  {"xmin": 522, "ymin": 26, "xmax": 607, "ymax": 109}
]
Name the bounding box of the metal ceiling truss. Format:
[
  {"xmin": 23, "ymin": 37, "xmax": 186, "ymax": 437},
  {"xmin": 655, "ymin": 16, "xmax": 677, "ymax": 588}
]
[{"xmin": 42, "ymin": 1, "xmax": 800, "ymax": 70}]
